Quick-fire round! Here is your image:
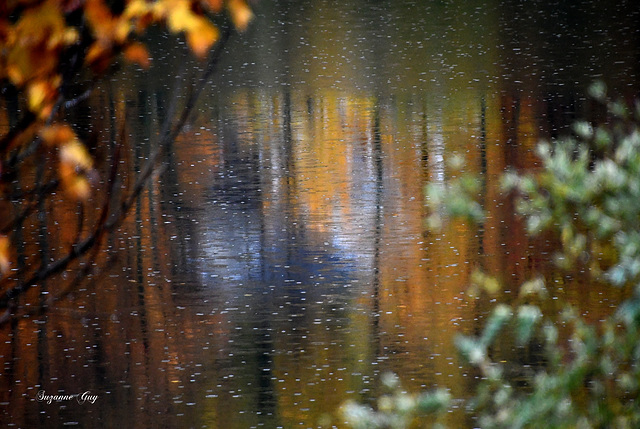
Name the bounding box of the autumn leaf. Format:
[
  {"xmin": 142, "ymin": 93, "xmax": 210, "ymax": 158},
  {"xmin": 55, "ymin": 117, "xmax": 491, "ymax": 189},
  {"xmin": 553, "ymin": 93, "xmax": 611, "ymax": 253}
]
[
  {"xmin": 27, "ymin": 80, "xmax": 51, "ymax": 113},
  {"xmin": 201, "ymin": 0, "xmax": 223, "ymax": 13},
  {"xmin": 59, "ymin": 139, "xmax": 95, "ymax": 200},
  {"xmin": 186, "ymin": 18, "xmax": 219, "ymax": 58},
  {"xmin": 124, "ymin": 0, "xmax": 153, "ymax": 18},
  {"xmin": 85, "ymin": 0, "xmax": 118, "ymax": 42},
  {"xmin": 0, "ymin": 235, "xmax": 10, "ymax": 274},
  {"xmin": 40, "ymin": 124, "xmax": 77, "ymax": 147},
  {"xmin": 11, "ymin": 0, "xmax": 67, "ymax": 46},
  {"xmin": 40, "ymin": 125, "xmax": 96, "ymax": 200},
  {"xmin": 60, "ymin": 139, "xmax": 93, "ymax": 171},
  {"xmin": 228, "ymin": 0, "xmax": 253, "ymax": 32},
  {"xmin": 166, "ymin": 0, "xmax": 219, "ymax": 58},
  {"xmin": 5, "ymin": 0, "xmax": 75, "ymax": 86},
  {"xmin": 60, "ymin": 164, "xmax": 92, "ymax": 200},
  {"xmin": 123, "ymin": 0, "xmax": 155, "ymax": 33},
  {"xmin": 27, "ymin": 77, "xmax": 61, "ymax": 118},
  {"xmin": 124, "ymin": 42, "xmax": 151, "ymax": 68},
  {"xmin": 166, "ymin": 0, "xmax": 199, "ymax": 33},
  {"xmin": 85, "ymin": 41, "xmax": 114, "ymax": 72}
]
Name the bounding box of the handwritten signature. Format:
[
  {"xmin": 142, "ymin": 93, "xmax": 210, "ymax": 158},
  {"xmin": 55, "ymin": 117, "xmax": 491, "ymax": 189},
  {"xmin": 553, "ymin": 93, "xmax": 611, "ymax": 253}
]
[{"xmin": 36, "ymin": 390, "xmax": 98, "ymax": 405}]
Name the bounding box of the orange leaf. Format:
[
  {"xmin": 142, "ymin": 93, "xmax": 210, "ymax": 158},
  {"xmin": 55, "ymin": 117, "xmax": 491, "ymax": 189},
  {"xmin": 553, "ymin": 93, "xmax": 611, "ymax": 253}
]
[
  {"xmin": 6, "ymin": 0, "xmax": 70, "ymax": 85},
  {"xmin": 0, "ymin": 235, "xmax": 10, "ymax": 274},
  {"xmin": 59, "ymin": 162, "xmax": 91, "ymax": 200},
  {"xmin": 40, "ymin": 124, "xmax": 76, "ymax": 147},
  {"xmin": 85, "ymin": 0, "xmax": 117, "ymax": 41},
  {"xmin": 201, "ymin": 0, "xmax": 223, "ymax": 13},
  {"xmin": 186, "ymin": 18, "xmax": 219, "ymax": 58},
  {"xmin": 14, "ymin": 0, "xmax": 67, "ymax": 44},
  {"xmin": 63, "ymin": 174, "xmax": 91, "ymax": 200},
  {"xmin": 85, "ymin": 41, "xmax": 113, "ymax": 72},
  {"xmin": 124, "ymin": 43, "xmax": 151, "ymax": 68}
]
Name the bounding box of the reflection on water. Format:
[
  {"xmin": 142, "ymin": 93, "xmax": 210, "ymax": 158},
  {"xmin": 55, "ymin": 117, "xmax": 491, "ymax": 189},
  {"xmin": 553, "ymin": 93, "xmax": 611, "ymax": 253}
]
[{"xmin": 1, "ymin": 0, "xmax": 639, "ymax": 427}]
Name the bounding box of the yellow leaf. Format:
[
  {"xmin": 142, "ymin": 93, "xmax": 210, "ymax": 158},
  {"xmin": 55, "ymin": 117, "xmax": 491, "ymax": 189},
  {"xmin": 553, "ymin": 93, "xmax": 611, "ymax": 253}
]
[
  {"xmin": 62, "ymin": 28, "xmax": 79, "ymax": 45},
  {"xmin": 165, "ymin": 0, "xmax": 219, "ymax": 57},
  {"xmin": 48, "ymin": 127, "xmax": 96, "ymax": 199},
  {"xmin": 59, "ymin": 142, "xmax": 94, "ymax": 201},
  {"xmin": 228, "ymin": 0, "xmax": 253, "ymax": 31},
  {"xmin": 27, "ymin": 77, "xmax": 60, "ymax": 118},
  {"xmin": 115, "ymin": 19, "xmax": 132, "ymax": 43},
  {"xmin": 151, "ymin": 1, "xmax": 169, "ymax": 20},
  {"xmin": 60, "ymin": 140, "xmax": 93, "ymax": 171},
  {"xmin": 124, "ymin": 0, "xmax": 155, "ymax": 33},
  {"xmin": 167, "ymin": 0, "xmax": 198, "ymax": 33},
  {"xmin": 27, "ymin": 80, "xmax": 48, "ymax": 112},
  {"xmin": 124, "ymin": 0, "xmax": 152, "ymax": 19},
  {"xmin": 65, "ymin": 174, "xmax": 91, "ymax": 200},
  {"xmin": 0, "ymin": 235, "xmax": 11, "ymax": 274}
]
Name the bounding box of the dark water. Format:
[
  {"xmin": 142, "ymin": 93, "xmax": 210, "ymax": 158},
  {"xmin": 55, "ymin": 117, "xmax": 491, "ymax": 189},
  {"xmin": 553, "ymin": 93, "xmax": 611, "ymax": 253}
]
[{"xmin": 1, "ymin": 0, "xmax": 639, "ymax": 427}]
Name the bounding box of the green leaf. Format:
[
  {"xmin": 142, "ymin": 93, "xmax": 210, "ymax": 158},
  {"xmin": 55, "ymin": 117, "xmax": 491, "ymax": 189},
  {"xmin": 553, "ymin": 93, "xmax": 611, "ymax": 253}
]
[
  {"xmin": 516, "ymin": 305, "xmax": 543, "ymax": 345},
  {"xmin": 415, "ymin": 389, "xmax": 450, "ymax": 414},
  {"xmin": 455, "ymin": 335, "xmax": 485, "ymax": 365},
  {"xmin": 480, "ymin": 304, "xmax": 512, "ymax": 347},
  {"xmin": 588, "ymin": 80, "xmax": 607, "ymax": 101}
]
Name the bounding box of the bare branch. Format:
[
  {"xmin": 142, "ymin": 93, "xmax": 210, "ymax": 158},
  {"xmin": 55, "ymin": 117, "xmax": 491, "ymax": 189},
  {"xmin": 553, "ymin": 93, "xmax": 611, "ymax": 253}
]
[{"xmin": 0, "ymin": 26, "xmax": 233, "ymax": 324}]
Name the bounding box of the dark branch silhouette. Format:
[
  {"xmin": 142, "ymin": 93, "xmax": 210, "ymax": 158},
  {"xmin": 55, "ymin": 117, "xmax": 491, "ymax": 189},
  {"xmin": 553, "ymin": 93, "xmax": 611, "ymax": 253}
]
[{"xmin": 0, "ymin": 25, "xmax": 233, "ymax": 325}]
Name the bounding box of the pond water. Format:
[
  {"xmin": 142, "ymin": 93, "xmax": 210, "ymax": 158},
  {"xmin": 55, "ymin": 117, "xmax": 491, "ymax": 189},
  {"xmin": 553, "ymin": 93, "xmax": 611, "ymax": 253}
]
[{"xmin": 1, "ymin": 0, "xmax": 640, "ymax": 427}]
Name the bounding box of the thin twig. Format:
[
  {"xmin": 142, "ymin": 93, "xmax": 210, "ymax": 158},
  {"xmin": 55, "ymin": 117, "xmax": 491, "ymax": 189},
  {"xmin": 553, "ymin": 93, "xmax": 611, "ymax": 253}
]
[
  {"xmin": 0, "ymin": 180, "xmax": 60, "ymax": 234},
  {"xmin": 0, "ymin": 26, "xmax": 233, "ymax": 323}
]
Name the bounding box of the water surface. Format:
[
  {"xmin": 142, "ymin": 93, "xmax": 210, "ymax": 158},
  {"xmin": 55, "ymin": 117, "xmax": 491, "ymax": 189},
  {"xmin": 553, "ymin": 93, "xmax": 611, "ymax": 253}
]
[{"xmin": 1, "ymin": 0, "xmax": 639, "ymax": 427}]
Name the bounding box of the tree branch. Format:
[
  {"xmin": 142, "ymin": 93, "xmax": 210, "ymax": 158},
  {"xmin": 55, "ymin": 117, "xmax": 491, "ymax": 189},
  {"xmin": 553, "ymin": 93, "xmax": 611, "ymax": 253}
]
[{"xmin": 0, "ymin": 25, "xmax": 233, "ymax": 323}]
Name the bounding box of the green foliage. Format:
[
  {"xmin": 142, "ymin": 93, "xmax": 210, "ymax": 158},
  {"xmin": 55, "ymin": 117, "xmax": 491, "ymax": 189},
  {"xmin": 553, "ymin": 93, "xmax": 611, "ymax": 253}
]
[
  {"xmin": 340, "ymin": 82, "xmax": 640, "ymax": 428},
  {"xmin": 339, "ymin": 373, "xmax": 450, "ymax": 429},
  {"xmin": 468, "ymin": 303, "xmax": 640, "ymax": 429},
  {"xmin": 425, "ymin": 156, "xmax": 485, "ymax": 230},
  {"xmin": 503, "ymin": 92, "xmax": 640, "ymax": 286}
]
